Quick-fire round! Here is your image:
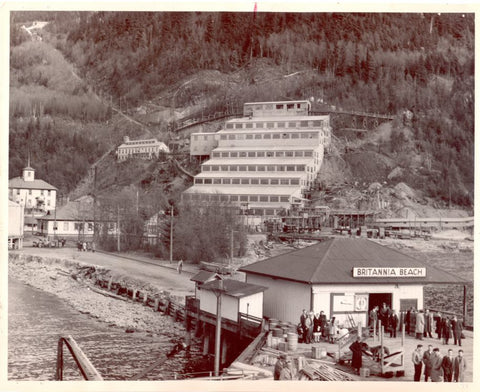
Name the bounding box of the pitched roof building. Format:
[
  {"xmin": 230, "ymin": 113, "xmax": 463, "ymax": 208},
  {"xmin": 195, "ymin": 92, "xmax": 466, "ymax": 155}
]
[
  {"xmin": 239, "ymin": 238, "xmax": 465, "ymax": 326},
  {"xmin": 9, "ymin": 166, "xmax": 57, "ymax": 212}
]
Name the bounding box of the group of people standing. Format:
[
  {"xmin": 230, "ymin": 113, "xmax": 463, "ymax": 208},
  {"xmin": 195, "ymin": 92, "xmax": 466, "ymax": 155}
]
[
  {"xmin": 405, "ymin": 307, "xmax": 464, "ymax": 346},
  {"xmin": 369, "ymin": 303, "xmax": 399, "ymax": 338},
  {"xmin": 412, "ymin": 344, "xmax": 466, "ymax": 382},
  {"xmin": 298, "ymin": 309, "xmax": 340, "ymax": 344}
]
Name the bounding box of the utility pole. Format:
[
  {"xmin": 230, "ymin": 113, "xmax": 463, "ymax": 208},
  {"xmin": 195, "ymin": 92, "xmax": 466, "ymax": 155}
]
[
  {"xmin": 169, "ymin": 204, "xmax": 173, "ymax": 263},
  {"xmin": 214, "ymin": 279, "xmax": 224, "ymax": 377},
  {"xmin": 230, "ymin": 227, "xmax": 234, "ymax": 266},
  {"xmin": 117, "ymin": 205, "xmax": 120, "ymax": 252}
]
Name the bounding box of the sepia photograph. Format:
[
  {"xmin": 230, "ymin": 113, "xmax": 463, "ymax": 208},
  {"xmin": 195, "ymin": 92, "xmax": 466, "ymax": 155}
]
[{"xmin": 1, "ymin": 1, "xmax": 476, "ymax": 391}]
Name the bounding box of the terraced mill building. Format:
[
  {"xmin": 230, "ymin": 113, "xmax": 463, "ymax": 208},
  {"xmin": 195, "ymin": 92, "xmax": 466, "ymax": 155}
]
[{"xmin": 184, "ymin": 100, "xmax": 331, "ymax": 217}]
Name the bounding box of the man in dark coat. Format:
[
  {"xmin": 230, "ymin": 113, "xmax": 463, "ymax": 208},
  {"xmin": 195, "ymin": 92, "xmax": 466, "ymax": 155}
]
[
  {"xmin": 441, "ymin": 349, "xmax": 455, "ymax": 382},
  {"xmin": 300, "ymin": 309, "xmax": 308, "ymax": 343},
  {"xmin": 442, "ymin": 316, "xmax": 452, "ymax": 345},
  {"xmin": 349, "ymin": 337, "xmax": 363, "ymax": 375},
  {"xmin": 451, "ymin": 316, "xmax": 463, "ymax": 346},
  {"xmin": 319, "ymin": 311, "xmax": 327, "ymax": 338},
  {"xmin": 274, "ymin": 354, "xmax": 287, "ymax": 380},
  {"xmin": 434, "ymin": 312, "xmax": 443, "ymax": 340},
  {"xmin": 422, "ymin": 344, "xmax": 434, "ymax": 382},
  {"xmin": 389, "ymin": 309, "xmax": 399, "ymax": 338}
]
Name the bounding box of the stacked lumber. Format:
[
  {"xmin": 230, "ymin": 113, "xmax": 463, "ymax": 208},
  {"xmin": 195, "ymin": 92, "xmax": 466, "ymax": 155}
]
[{"xmin": 301, "ymin": 362, "xmax": 356, "ymax": 381}]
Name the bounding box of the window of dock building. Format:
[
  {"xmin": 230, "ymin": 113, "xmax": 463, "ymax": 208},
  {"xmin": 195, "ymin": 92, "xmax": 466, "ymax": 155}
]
[
  {"xmin": 212, "ymin": 166, "xmax": 219, "ymax": 171},
  {"xmin": 212, "ymin": 152, "xmax": 220, "ymax": 157},
  {"xmin": 239, "ymin": 166, "xmax": 247, "ymax": 171},
  {"xmin": 297, "ymin": 165, "xmax": 305, "ymax": 171},
  {"xmin": 254, "ymin": 134, "xmax": 262, "ymax": 139},
  {"xmin": 221, "ymin": 165, "xmax": 228, "ymax": 171},
  {"xmin": 204, "ymin": 179, "xmax": 212, "ymax": 184},
  {"xmin": 271, "ymin": 179, "xmax": 279, "ymax": 185},
  {"xmin": 286, "ymin": 151, "xmax": 294, "ymax": 157},
  {"xmin": 304, "ymin": 151, "xmax": 313, "ymax": 157},
  {"xmin": 214, "ymin": 179, "xmax": 221, "ymax": 184},
  {"xmin": 230, "ymin": 195, "xmax": 239, "ymax": 201},
  {"xmin": 248, "ymin": 152, "xmax": 255, "ymax": 157},
  {"xmin": 272, "ymin": 133, "xmax": 280, "ymax": 139},
  {"xmin": 291, "ymin": 133, "xmax": 299, "ymax": 139},
  {"xmin": 255, "ymin": 123, "xmax": 264, "ymax": 128},
  {"xmin": 258, "ymin": 166, "xmax": 265, "ymax": 171},
  {"xmin": 267, "ymin": 151, "xmax": 274, "ymax": 157},
  {"xmin": 257, "ymin": 151, "xmax": 265, "ymax": 157},
  {"xmin": 240, "ymin": 195, "xmax": 248, "ymax": 202},
  {"xmin": 250, "ymin": 195, "xmax": 258, "ymax": 202},
  {"xmin": 260, "ymin": 179, "xmax": 269, "ymax": 185},
  {"xmin": 232, "ymin": 178, "xmax": 241, "ymax": 184},
  {"xmin": 267, "ymin": 165, "xmax": 275, "ymax": 171},
  {"xmin": 282, "ymin": 133, "xmax": 289, "ymax": 139},
  {"xmin": 280, "ymin": 179, "xmax": 289, "ymax": 185},
  {"xmin": 277, "ymin": 122, "xmax": 285, "ymax": 128},
  {"xmin": 277, "ymin": 166, "xmax": 285, "ymax": 171},
  {"xmin": 265, "ymin": 104, "xmax": 273, "ymax": 110},
  {"xmin": 270, "ymin": 196, "xmax": 279, "ymax": 202},
  {"xmin": 246, "ymin": 123, "xmax": 253, "ymax": 129},
  {"xmin": 241, "ymin": 179, "xmax": 249, "ymax": 184},
  {"xmin": 220, "ymin": 135, "xmax": 227, "ymax": 140},
  {"xmin": 264, "ymin": 133, "xmax": 271, "ymax": 139},
  {"xmin": 231, "ymin": 152, "xmax": 238, "ymax": 157},
  {"xmin": 251, "ymin": 179, "xmax": 259, "ymax": 184},
  {"xmin": 300, "ymin": 121, "xmax": 309, "ymax": 127},
  {"xmin": 260, "ymin": 195, "xmax": 269, "ymax": 202},
  {"xmin": 265, "ymin": 208, "xmax": 274, "ymax": 215},
  {"xmin": 291, "ymin": 179, "xmax": 300, "ymax": 185},
  {"xmin": 228, "ymin": 134, "xmax": 235, "ymax": 140},
  {"xmin": 276, "ymin": 151, "xmax": 284, "ymax": 157},
  {"xmin": 195, "ymin": 178, "xmax": 203, "ymax": 184},
  {"xmin": 313, "ymin": 120, "xmax": 322, "ymax": 127},
  {"xmin": 280, "ymin": 196, "xmax": 289, "ymax": 202},
  {"xmin": 276, "ymin": 104, "xmax": 284, "ymax": 109},
  {"xmin": 226, "ymin": 123, "xmax": 234, "ymax": 129},
  {"xmin": 222, "ymin": 178, "xmax": 231, "ymax": 184},
  {"xmin": 240, "ymin": 152, "xmax": 247, "ymax": 157},
  {"xmin": 267, "ymin": 122, "xmax": 275, "ymax": 129},
  {"xmin": 287, "ymin": 165, "xmax": 295, "ymax": 171},
  {"xmin": 203, "ymin": 166, "xmax": 211, "ymax": 171},
  {"xmin": 248, "ymin": 165, "xmax": 256, "ymax": 171},
  {"xmin": 221, "ymin": 152, "xmax": 229, "ymax": 157},
  {"xmin": 235, "ymin": 123, "xmax": 243, "ymax": 129},
  {"xmin": 246, "ymin": 134, "xmax": 253, "ymax": 139},
  {"xmin": 230, "ymin": 166, "xmax": 238, "ymax": 171},
  {"xmin": 287, "ymin": 103, "xmax": 295, "ymax": 109},
  {"xmin": 220, "ymin": 195, "xmax": 229, "ymax": 202},
  {"xmin": 288, "ymin": 122, "xmax": 297, "ymax": 128}
]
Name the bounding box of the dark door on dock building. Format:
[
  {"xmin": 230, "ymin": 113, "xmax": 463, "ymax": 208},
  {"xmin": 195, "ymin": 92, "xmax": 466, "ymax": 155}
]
[{"xmin": 368, "ymin": 293, "xmax": 392, "ymax": 312}]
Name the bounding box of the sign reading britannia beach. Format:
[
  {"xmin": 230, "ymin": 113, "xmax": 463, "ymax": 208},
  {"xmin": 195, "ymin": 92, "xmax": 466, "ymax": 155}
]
[{"xmin": 353, "ymin": 267, "xmax": 426, "ymax": 278}]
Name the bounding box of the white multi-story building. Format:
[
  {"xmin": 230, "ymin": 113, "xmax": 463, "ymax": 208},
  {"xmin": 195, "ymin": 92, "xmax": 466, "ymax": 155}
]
[
  {"xmin": 8, "ymin": 166, "xmax": 57, "ymax": 212},
  {"xmin": 183, "ymin": 100, "xmax": 331, "ymax": 216},
  {"xmin": 116, "ymin": 136, "xmax": 170, "ymax": 161}
]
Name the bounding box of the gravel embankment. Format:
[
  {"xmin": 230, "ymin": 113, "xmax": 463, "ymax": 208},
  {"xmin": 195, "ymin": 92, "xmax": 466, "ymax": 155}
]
[{"xmin": 9, "ymin": 253, "xmax": 185, "ymax": 337}]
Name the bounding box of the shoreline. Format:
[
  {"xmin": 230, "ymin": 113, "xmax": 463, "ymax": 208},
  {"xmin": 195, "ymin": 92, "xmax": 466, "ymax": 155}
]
[{"xmin": 8, "ymin": 252, "xmax": 187, "ymax": 338}]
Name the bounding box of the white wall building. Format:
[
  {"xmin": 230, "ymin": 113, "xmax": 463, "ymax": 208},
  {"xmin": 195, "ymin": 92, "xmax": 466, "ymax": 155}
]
[
  {"xmin": 116, "ymin": 136, "xmax": 170, "ymax": 161},
  {"xmin": 9, "ymin": 166, "xmax": 57, "ymax": 212},
  {"xmin": 8, "ymin": 200, "xmax": 24, "ymax": 249},
  {"xmin": 184, "ymin": 100, "xmax": 331, "ymax": 216},
  {"xmin": 239, "ymin": 238, "xmax": 465, "ymax": 327}
]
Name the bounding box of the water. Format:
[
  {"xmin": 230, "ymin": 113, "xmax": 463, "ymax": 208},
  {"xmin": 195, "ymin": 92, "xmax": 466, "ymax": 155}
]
[{"xmin": 8, "ymin": 277, "xmax": 206, "ymax": 380}]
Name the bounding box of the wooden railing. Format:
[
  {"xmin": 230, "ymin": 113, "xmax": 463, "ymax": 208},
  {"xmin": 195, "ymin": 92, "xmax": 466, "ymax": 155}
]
[{"xmin": 56, "ymin": 335, "xmax": 103, "ymax": 381}]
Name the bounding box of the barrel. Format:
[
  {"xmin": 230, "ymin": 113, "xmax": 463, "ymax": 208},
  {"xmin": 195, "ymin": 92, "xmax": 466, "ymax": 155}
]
[
  {"xmin": 271, "ymin": 337, "xmax": 279, "ymax": 349},
  {"xmin": 272, "ymin": 327, "xmax": 284, "ymax": 338},
  {"xmin": 312, "ymin": 346, "xmax": 322, "ymax": 359},
  {"xmin": 269, "ymin": 318, "xmax": 279, "ymax": 330},
  {"xmin": 287, "ymin": 332, "xmax": 298, "ymax": 352}
]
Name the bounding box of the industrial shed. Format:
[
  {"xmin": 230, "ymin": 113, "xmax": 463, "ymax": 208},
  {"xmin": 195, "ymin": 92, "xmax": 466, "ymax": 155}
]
[{"xmin": 239, "ymin": 238, "xmax": 465, "ymax": 327}]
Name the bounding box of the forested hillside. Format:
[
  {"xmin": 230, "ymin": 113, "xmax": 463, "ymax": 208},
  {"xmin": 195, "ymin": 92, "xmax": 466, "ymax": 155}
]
[{"xmin": 9, "ymin": 11, "xmax": 474, "ymax": 206}]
